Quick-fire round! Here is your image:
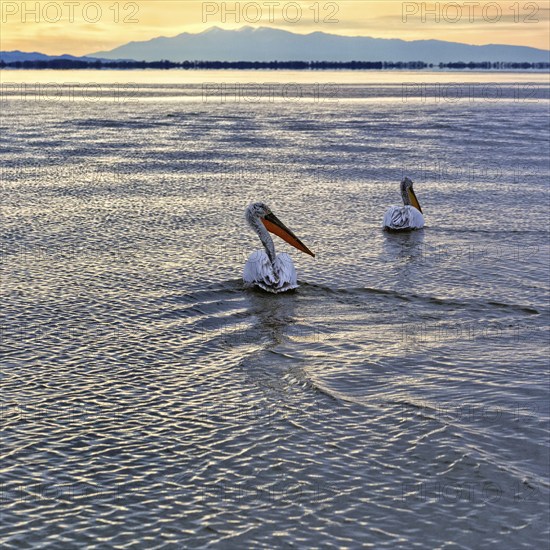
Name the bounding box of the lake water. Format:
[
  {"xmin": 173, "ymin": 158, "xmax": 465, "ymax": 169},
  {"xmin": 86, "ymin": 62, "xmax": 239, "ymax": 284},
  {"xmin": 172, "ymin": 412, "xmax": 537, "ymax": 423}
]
[{"xmin": 1, "ymin": 70, "xmax": 549, "ymax": 548}]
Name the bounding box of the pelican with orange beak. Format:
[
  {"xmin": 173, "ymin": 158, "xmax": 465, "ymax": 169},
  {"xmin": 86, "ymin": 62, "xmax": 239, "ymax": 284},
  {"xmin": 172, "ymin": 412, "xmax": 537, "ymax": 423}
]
[
  {"xmin": 243, "ymin": 202, "xmax": 315, "ymax": 293},
  {"xmin": 382, "ymin": 177, "xmax": 424, "ymax": 231}
]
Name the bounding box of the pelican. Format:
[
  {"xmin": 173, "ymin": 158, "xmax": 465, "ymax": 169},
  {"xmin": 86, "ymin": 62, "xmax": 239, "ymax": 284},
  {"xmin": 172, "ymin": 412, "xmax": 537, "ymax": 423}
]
[
  {"xmin": 382, "ymin": 177, "xmax": 424, "ymax": 231},
  {"xmin": 243, "ymin": 202, "xmax": 315, "ymax": 293}
]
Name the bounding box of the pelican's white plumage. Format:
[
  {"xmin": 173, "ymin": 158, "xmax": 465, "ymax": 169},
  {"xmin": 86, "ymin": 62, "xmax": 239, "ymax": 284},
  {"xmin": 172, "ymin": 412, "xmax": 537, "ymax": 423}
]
[
  {"xmin": 243, "ymin": 202, "xmax": 315, "ymax": 293},
  {"xmin": 243, "ymin": 251, "xmax": 297, "ymax": 293},
  {"xmin": 383, "ymin": 177, "xmax": 425, "ymax": 231},
  {"xmin": 382, "ymin": 205, "xmax": 424, "ymax": 231}
]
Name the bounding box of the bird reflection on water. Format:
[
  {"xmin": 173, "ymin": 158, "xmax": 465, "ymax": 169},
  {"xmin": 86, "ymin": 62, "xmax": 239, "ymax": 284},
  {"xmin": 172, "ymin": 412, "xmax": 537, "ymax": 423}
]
[
  {"xmin": 244, "ymin": 287, "xmax": 299, "ymax": 349},
  {"xmin": 383, "ymin": 228, "xmax": 426, "ymax": 264}
]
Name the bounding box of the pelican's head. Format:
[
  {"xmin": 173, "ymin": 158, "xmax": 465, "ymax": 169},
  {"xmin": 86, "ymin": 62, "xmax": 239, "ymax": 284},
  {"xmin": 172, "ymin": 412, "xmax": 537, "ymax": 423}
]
[
  {"xmin": 246, "ymin": 202, "xmax": 315, "ymax": 258},
  {"xmin": 246, "ymin": 202, "xmax": 272, "ymax": 222},
  {"xmin": 400, "ymin": 177, "xmax": 422, "ymax": 213}
]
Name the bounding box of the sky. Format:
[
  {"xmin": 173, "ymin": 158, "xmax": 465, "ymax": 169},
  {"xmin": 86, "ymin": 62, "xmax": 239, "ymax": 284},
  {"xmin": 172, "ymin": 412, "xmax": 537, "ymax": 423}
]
[{"xmin": 1, "ymin": 1, "xmax": 549, "ymax": 55}]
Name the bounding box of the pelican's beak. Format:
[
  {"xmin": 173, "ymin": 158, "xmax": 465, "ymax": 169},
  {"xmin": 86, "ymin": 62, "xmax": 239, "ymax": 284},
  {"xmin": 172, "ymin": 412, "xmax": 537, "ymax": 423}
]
[
  {"xmin": 408, "ymin": 188, "xmax": 423, "ymax": 213},
  {"xmin": 262, "ymin": 212, "xmax": 315, "ymax": 257}
]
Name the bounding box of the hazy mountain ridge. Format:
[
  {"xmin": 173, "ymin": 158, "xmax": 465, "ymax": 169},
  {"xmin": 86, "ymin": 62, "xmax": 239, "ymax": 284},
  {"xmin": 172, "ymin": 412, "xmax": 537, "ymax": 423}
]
[
  {"xmin": 0, "ymin": 50, "xmax": 104, "ymax": 63},
  {"xmin": 89, "ymin": 26, "xmax": 550, "ymax": 63}
]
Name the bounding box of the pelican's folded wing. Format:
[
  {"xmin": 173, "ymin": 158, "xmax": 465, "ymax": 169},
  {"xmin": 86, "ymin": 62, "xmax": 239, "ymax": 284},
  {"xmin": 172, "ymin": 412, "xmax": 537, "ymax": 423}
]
[
  {"xmin": 383, "ymin": 206, "xmax": 424, "ymax": 230},
  {"xmin": 407, "ymin": 206, "xmax": 425, "ymax": 229},
  {"xmin": 382, "ymin": 205, "xmax": 403, "ymax": 229},
  {"xmin": 273, "ymin": 253, "xmax": 298, "ymax": 292},
  {"xmin": 243, "ymin": 250, "xmax": 272, "ymax": 287}
]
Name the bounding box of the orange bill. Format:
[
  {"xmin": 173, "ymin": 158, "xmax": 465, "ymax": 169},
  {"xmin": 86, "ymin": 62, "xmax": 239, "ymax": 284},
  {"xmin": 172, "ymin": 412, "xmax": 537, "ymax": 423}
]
[
  {"xmin": 408, "ymin": 188, "xmax": 423, "ymax": 213},
  {"xmin": 262, "ymin": 212, "xmax": 315, "ymax": 257}
]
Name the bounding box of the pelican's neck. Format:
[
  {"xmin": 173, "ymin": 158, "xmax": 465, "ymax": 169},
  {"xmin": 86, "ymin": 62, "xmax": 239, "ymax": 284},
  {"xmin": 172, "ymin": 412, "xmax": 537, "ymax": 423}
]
[
  {"xmin": 400, "ymin": 181, "xmax": 411, "ymax": 206},
  {"xmin": 247, "ymin": 213, "xmax": 276, "ymax": 263}
]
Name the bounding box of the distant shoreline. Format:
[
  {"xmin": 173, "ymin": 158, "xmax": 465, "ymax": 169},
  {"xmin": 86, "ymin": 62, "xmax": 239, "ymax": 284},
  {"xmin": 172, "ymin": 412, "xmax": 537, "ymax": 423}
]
[{"xmin": 2, "ymin": 60, "xmax": 549, "ymax": 71}]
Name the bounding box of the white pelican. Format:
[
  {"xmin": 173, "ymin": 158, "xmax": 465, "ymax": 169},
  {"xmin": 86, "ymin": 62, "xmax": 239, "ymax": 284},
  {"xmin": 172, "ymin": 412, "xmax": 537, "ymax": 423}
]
[
  {"xmin": 243, "ymin": 202, "xmax": 315, "ymax": 293},
  {"xmin": 382, "ymin": 177, "xmax": 424, "ymax": 231}
]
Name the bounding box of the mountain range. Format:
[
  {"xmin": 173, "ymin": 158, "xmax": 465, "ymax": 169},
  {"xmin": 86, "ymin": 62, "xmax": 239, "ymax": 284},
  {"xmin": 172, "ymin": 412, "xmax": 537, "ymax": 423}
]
[
  {"xmin": 89, "ymin": 26, "xmax": 549, "ymax": 64},
  {"xmin": 0, "ymin": 51, "xmax": 102, "ymax": 63},
  {"xmin": 2, "ymin": 28, "xmax": 548, "ymax": 65}
]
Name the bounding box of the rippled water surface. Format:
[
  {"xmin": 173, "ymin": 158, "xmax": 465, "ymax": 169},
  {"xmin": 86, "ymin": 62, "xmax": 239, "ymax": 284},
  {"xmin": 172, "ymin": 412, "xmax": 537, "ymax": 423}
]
[{"xmin": 1, "ymin": 71, "xmax": 549, "ymax": 549}]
